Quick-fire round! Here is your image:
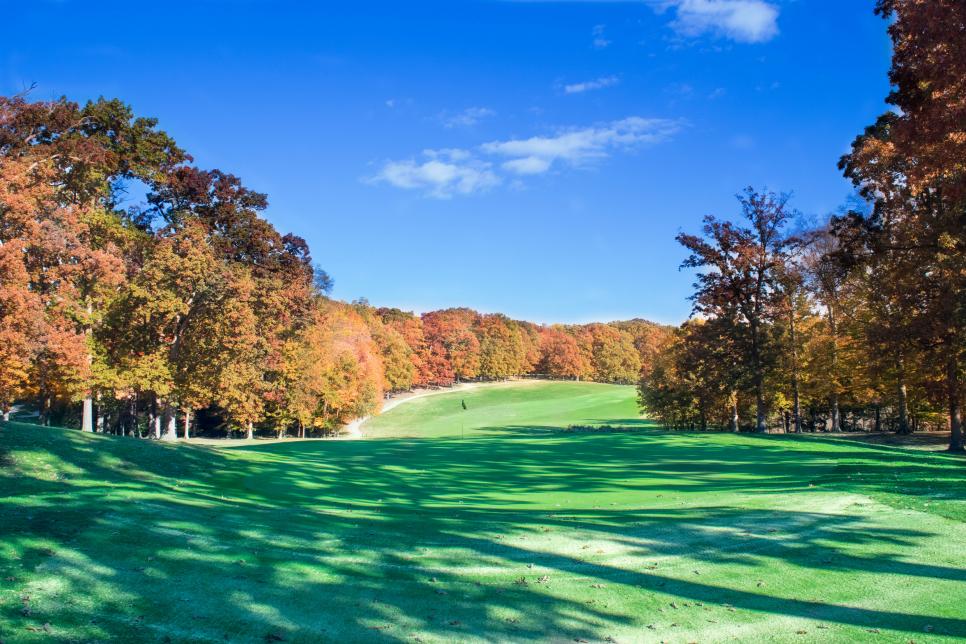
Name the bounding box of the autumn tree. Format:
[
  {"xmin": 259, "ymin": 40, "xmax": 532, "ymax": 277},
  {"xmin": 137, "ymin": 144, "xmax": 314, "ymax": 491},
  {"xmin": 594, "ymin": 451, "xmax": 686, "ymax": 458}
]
[
  {"xmin": 678, "ymin": 189, "xmax": 795, "ymax": 432},
  {"xmin": 838, "ymin": 1, "xmax": 966, "ymax": 450},
  {"xmin": 573, "ymin": 324, "xmax": 641, "ymax": 384},
  {"xmin": 377, "ymin": 308, "xmax": 433, "ymax": 387},
  {"xmin": 538, "ymin": 327, "xmax": 588, "ymax": 379},
  {"xmin": 356, "ymin": 302, "xmax": 416, "ymax": 393},
  {"xmin": 476, "ymin": 314, "xmax": 528, "ymax": 380},
  {"xmin": 421, "ymin": 308, "xmax": 481, "ymax": 385}
]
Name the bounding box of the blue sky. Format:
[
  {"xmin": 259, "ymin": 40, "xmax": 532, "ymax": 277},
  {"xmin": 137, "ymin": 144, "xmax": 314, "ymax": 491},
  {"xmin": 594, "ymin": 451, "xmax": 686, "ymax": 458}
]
[{"xmin": 4, "ymin": 1, "xmax": 891, "ymax": 325}]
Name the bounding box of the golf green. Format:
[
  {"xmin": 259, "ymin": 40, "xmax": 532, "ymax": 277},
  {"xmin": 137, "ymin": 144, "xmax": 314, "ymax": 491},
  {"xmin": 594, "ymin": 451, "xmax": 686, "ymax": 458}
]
[{"xmin": 2, "ymin": 381, "xmax": 965, "ymax": 642}]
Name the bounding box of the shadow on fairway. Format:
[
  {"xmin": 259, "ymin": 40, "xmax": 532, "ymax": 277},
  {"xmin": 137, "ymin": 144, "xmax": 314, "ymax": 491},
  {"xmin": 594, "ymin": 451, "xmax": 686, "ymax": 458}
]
[{"xmin": 3, "ymin": 421, "xmax": 966, "ymax": 641}]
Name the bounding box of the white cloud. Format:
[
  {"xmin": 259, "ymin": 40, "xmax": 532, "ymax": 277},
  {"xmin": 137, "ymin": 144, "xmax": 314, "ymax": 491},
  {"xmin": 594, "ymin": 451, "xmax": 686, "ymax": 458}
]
[
  {"xmin": 667, "ymin": 0, "xmax": 779, "ymax": 43},
  {"xmin": 506, "ymin": 1, "xmax": 779, "ymax": 44},
  {"xmin": 563, "ymin": 75, "xmax": 620, "ymax": 95},
  {"xmin": 592, "ymin": 24, "xmax": 611, "ymax": 48},
  {"xmin": 501, "ymin": 156, "xmax": 552, "ymax": 175},
  {"xmin": 371, "ymin": 149, "xmax": 499, "ymax": 198},
  {"xmin": 371, "ymin": 116, "xmax": 682, "ymax": 196},
  {"xmin": 441, "ymin": 106, "xmax": 496, "ymax": 128},
  {"xmin": 482, "ymin": 117, "xmax": 682, "ymax": 173}
]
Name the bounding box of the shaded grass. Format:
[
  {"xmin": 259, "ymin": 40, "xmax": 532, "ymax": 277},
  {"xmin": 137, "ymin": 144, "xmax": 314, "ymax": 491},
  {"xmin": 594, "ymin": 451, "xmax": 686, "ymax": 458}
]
[{"xmin": 1, "ymin": 381, "xmax": 965, "ymax": 642}]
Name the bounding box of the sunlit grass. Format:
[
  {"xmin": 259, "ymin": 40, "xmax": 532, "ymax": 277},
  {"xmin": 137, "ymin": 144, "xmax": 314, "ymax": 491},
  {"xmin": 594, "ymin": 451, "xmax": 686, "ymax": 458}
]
[{"xmin": 2, "ymin": 381, "xmax": 965, "ymax": 642}]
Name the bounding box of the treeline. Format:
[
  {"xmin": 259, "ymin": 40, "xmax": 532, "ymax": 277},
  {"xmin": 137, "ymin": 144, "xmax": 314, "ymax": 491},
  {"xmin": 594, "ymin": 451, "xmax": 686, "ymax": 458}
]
[
  {"xmin": 367, "ymin": 307, "xmax": 668, "ymax": 391},
  {"xmin": 0, "ymin": 93, "xmax": 669, "ymax": 438},
  {"xmin": 640, "ymin": 0, "xmax": 966, "ymax": 452}
]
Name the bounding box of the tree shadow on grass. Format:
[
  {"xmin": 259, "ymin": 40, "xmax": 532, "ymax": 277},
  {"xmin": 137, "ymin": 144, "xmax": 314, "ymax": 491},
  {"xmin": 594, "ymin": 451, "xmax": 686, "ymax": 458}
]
[{"xmin": 3, "ymin": 421, "xmax": 966, "ymax": 641}]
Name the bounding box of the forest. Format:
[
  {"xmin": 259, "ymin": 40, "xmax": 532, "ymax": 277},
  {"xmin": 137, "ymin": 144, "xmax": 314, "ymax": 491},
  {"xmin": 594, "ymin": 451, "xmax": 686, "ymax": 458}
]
[
  {"xmin": 2, "ymin": 0, "xmax": 964, "ymax": 452},
  {"xmin": 639, "ymin": 0, "xmax": 966, "ymax": 453},
  {"xmin": 0, "ymin": 100, "xmax": 667, "ymax": 440}
]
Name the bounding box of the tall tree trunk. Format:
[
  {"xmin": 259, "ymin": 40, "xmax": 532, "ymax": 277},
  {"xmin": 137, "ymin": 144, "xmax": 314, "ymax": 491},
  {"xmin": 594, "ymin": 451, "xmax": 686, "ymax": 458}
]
[
  {"xmin": 829, "ymin": 395, "xmax": 840, "ymax": 432},
  {"xmin": 750, "ymin": 315, "xmax": 767, "ymax": 433},
  {"xmin": 2, "ymin": 408, "xmax": 9, "ymax": 422},
  {"xmin": 246, "ymin": 421, "xmax": 254, "ymax": 440},
  {"xmin": 896, "ymin": 355, "xmax": 911, "ymax": 434},
  {"xmin": 183, "ymin": 410, "xmax": 191, "ymax": 440},
  {"xmin": 729, "ymin": 393, "xmax": 739, "ymax": 432},
  {"xmin": 161, "ymin": 403, "xmax": 178, "ymax": 441},
  {"xmin": 947, "ymin": 356, "xmax": 964, "ymax": 452},
  {"xmin": 827, "ymin": 301, "xmax": 841, "ymax": 433},
  {"xmin": 755, "ymin": 379, "xmax": 767, "ymax": 433},
  {"xmin": 152, "ymin": 404, "xmax": 161, "ymax": 439},
  {"xmin": 789, "ymin": 295, "xmax": 801, "ymax": 432},
  {"xmin": 82, "ymin": 396, "xmax": 94, "ymax": 432}
]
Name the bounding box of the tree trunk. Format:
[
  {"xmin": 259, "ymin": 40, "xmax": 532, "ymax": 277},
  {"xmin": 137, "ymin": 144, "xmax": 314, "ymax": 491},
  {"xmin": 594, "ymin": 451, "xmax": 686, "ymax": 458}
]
[
  {"xmin": 152, "ymin": 412, "xmax": 161, "ymax": 439},
  {"xmin": 2, "ymin": 408, "xmax": 9, "ymax": 422},
  {"xmin": 827, "ymin": 302, "xmax": 840, "ymax": 433},
  {"xmin": 896, "ymin": 356, "xmax": 911, "ymax": 434},
  {"xmin": 246, "ymin": 421, "xmax": 254, "ymax": 440},
  {"xmin": 161, "ymin": 403, "xmax": 178, "ymax": 441},
  {"xmin": 729, "ymin": 393, "xmax": 739, "ymax": 432},
  {"xmin": 783, "ymin": 410, "xmax": 790, "ymax": 434},
  {"xmin": 789, "ymin": 295, "xmax": 801, "ymax": 432},
  {"xmin": 755, "ymin": 379, "xmax": 767, "ymax": 433},
  {"xmin": 183, "ymin": 410, "xmax": 191, "ymax": 440},
  {"xmin": 947, "ymin": 356, "xmax": 964, "ymax": 452},
  {"xmin": 82, "ymin": 396, "xmax": 94, "ymax": 432},
  {"xmin": 829, "ymin": 395, "xmax": 840, "ymax": 432}
]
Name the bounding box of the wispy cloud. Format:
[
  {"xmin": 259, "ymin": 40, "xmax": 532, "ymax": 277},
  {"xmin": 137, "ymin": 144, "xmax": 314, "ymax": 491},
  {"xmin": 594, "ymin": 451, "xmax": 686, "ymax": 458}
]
[
  {"xmin": 440, "ymin": 106, "xmax": 496, "ymax": 128},
  {"xmin": 563, "ymin": 75, "xmax": 620, "ymax": 95},
  {"xmin": 482, "ymin": 117, "xmax": 682, "ymax": 174},
  {"xmin": 592, "ymin": 24, "xmax": 611, "ymax": 48},
  {"xmin": 370, "ymin": 117, "xmax": 683, "ymax": 197}
]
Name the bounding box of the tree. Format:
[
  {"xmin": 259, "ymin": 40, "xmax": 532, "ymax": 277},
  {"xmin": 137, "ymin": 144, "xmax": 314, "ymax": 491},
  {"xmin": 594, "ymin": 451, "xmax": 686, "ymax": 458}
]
[
  {"xmin": 538, "ymin": 327, "xmax": 588, "ymax": 379},
  {"xmin": 476, "ymin": 314, "xmax": 527, "ymax": 380},
  {"xmin": 677, "ymin": 189, "xmax": 795, "ymax": 432},
  {"xmin": 421, "ymin": 309, "xmax": 481, "ymax": 385},
  {"xmin": 574, "ymin": 324, "xmax": 641, "ymax": 384},
  {"xmin": 377, "ymin": 308, "xmax": 433, "ymax": 387},
  {"xmin": 356, "ymin": 303, "xmax": 415, "ymax": 393},
  {"xmin": 839, "ymin": 2, "xmax": 966, "ymax": 449},
  {"xmin": 0, "ymin": 154, "xmax": 45, "ymax": 420}
]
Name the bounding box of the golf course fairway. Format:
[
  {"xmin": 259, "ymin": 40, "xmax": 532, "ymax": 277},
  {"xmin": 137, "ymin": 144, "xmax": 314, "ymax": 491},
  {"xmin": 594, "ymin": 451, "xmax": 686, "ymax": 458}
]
[{"xmin": 2, "ymin": 381, "xmax": 965, "ymax": 643}]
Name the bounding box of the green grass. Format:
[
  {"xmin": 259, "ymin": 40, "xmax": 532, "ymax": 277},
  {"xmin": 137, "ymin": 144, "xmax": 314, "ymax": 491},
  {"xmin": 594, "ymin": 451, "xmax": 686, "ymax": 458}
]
[{"xmin": 1, "ymin": 381, "xmax": 965, "ymax": 643}]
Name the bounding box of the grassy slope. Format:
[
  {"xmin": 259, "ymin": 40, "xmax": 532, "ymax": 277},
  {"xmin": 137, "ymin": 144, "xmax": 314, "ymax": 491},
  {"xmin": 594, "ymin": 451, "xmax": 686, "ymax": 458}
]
[{"xmin": 0, "ymin": 381, "xmax": 964, "ymax": 643}]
